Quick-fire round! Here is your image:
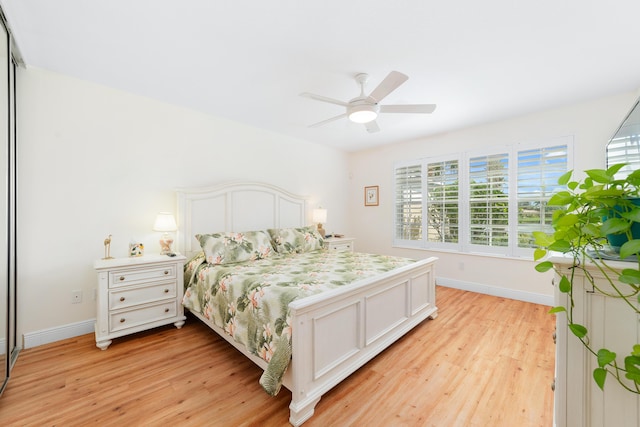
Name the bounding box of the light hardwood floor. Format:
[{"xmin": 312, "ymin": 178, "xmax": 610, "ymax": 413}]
[{"xmin": 0, "ymin": 286, "xmax": 555, "ymax": 426}]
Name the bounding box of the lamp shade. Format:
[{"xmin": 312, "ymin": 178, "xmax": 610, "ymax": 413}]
[
  {"xmin": 312, "ymin": 208, "xmax": 327, "ymax": 224},
  {"xmin": 153, "ymin": 212, "xmax": 177, "ymax": 232}
]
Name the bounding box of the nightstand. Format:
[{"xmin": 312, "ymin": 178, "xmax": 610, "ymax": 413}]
[
  {"xmin": 94, "ymin": 254, "xmax": 187, "ymax": 350},
  {"xmin": 324, "ymin": 236, "xmax": 355, "ymax": 252}
]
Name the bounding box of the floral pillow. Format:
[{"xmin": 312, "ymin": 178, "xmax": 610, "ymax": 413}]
[
  {"xmin": 267, "ymin": 226, "xmax": 324, "ymax": 254},
  {"xmin": 196, "ymin": 230, "xmax": 274, "ymax": 265}
]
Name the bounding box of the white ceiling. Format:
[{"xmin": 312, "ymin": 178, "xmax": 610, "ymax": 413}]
[{"xmin": 2, "ymin": 0, "xmax": 640, "ymax": 152}]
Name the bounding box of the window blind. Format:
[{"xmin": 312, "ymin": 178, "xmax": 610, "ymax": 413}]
[
  {"xmin": 426, "ymin": 160, "xmax": 459, "ymax": 243},
  {"xmin": 517, "ymin": 145, "xmax": 568, "ymax": 247},
  {"xmin": 395, "ymin": 164, "xmax": 422, "ymax": 241},
  {"xmin": 468, "ymin": 153, "xmax": 509, "ymax": 247}
]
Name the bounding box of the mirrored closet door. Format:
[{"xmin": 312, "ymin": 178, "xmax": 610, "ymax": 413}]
[{"xmin": 0, "ymin": 7, "xmax": 18, "ymax": 396}]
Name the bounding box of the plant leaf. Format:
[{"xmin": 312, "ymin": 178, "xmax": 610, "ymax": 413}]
[
  {"xmin": 593, "ymin": 368, "xmax": 607, "ymax": 390},
  {"xmin": 601, "ymin": 218, "xmax": 629, "ymax": 235},
  {"xmin": 619, "ymin": 268, "xmax": 640, "ymax": 284},
  {"xmin": 558, "ymin": 275, "xmax": 571, "ymax": 293},
  {"xmin": 569, "ymin": 323, "xmax": 588, "ymax": 338},
  {"xmin": 558, "ymin": 170, "xmax": 573, "ymax": 185},
  {"xmin": 532, "ymin": 231, "xmax": 554, "ymax": 247},
  {"xmin": 548, "ymin": 191, "xmax": 574, "ymax": 206},
  {"xmin": 555, "ymin": 214, "xmax": 580, "ymax": 227},
  {"xmin": 548, "ymin": 239, "xmax": 572, "ymax": 253},
  {"xmin": 606, "ymin": 163, "xmax": 626, "ymax": 177},
  {"xmin": 620, "ymin": 239, "xmax": 640, "ymax": 259},
  {"xmin": 548, "ymin": 306, "xmax": 566, "ymax": 314},
  {"xmin": 597, "ymin": 348, "xmax": 617, "ymax": 367},
  {"xmin": 585, "ymin": 169, "xmax": 614, "ymax": 184},
  {"xmin": 533, "ymin": 248, "xmax": 547, "ymax": 261},
  {"xmin": 535, "ymin": 261, "xmax": 553, "ymax": 272}
]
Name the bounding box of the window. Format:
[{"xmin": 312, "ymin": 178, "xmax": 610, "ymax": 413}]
[
  {"xmin": 393, "ymin": 137, "xmax": 572, "ymax": 257},
  {"xmin": 426, "ymin": 159, "xmax": 459, "ymax": 244},
  {"xmin": 517, "ymin": 145, "xmax": 568, "ymax": 248},
  {"xmin": 394, "ymin": 163, "xmax": 422, "ymax": 244},
  {"xmin": 468, "ymin": 153, "xmax": 509, "ymax": 248}
]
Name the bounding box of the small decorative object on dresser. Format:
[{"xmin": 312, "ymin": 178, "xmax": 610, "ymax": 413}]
[
  {"xmin": 102, "ymin": 234, "xmax": 113, "ymax": 260},
  {"xmin": 93, "ymin": 253, "xmax": 187, "ymax": 350},
  {"xmin": 128, "ymin": 241, "xmax": 144, "ymax": 257},
  {"xmin": 323, "ymin": 236, "xmax": 355, "ymax": 252},
  {"xmin": 364, "ymin": 185, "xmax": 379, "ymax": 206}
]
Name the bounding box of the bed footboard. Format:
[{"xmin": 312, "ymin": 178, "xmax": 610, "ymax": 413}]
[{"xmin": 287, "ymin": 256, "xmax": 438, "ymax": 426}]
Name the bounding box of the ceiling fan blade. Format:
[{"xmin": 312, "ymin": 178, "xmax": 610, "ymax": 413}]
[
  {"xmin": 368, "ymin": 71, "xmax": 408, "ymax": 103},
  {"xmin": 308, "ymin": 113, "xmax": 348, "ymax": 128},
  {"xmin": 380, "ymin": 104, "xmax": 437, "ymax": 114},
  {"xmin": 365, "ymin": 120, "xmax": 380, "ymax": 133},
  {"xmin": 300, "ymin": 92, "xmax": 349, "ymax": 107}
]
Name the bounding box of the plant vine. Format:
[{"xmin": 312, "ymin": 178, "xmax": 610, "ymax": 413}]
[{"xmin": 534, "ymin": 164, "xmax": 640, "ymax": 394}]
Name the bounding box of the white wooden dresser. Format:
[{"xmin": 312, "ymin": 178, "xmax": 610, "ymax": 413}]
[
  {"xmin": 551, "ymin": 256, "xmax": 640, "ymax": 427},
  {"xmin": 94, "ymin": 254, "xmax": 187, "ymax": 350}
]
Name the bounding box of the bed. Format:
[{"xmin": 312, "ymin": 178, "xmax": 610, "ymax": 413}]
[{"xmin": 176, "ymin": 182, "xmax": 438, "ymax": 426}]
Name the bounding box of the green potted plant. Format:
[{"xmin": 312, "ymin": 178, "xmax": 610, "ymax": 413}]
[{"xmin": 534, "ymin": 163, "xmax": 640, "ymax": 394}]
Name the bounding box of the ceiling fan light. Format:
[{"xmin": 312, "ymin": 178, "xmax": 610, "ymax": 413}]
[{"xmin": 348, "ymin": 107, "xmax": 378, "ymax": 124}]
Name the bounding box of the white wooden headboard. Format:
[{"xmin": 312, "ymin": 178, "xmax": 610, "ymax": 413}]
[{"xmin": 176, "ymin": 182, "xmax": 309, "ymax": 256}]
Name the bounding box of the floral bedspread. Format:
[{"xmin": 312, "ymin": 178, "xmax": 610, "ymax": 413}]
[{"xmin": 182, "ymin": 250, "xmax": 415, "ymax": 395}]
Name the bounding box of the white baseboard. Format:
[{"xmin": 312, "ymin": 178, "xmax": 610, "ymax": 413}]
[
  {"xmin": 436, "ymin": 277, "xmax": 554, "ymax": 306},
  {"xmin": 23, "ymin": 319, "xmax": 95, "ymax": 349}
]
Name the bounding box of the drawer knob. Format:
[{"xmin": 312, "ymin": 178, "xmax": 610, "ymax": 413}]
[
  {"xmin": 163, "ymin": 270, "xmax": 169, "ymax": 275},
  {"xmin": 119, "ymin": 297, "xmax": 125, "ymax": 302},
  {"xmin": 119, "ymin": 318, "xmax": 126, "ymax": 323},
  {"xmin": 119, "ymin": 276, "xmax": 125, "ymax": 281},
  {"xmin": 164, "ymin": 289, "xmax": 169, "ymax": 293},
  {"xmin": 164, "ymin": 308, "xmax": 169, "ymax": 313}
]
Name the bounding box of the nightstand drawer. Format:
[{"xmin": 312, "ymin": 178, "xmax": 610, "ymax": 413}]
[
  {"xmin": 109, "ymin": 265, "xmax": 176, "ymax": 288},
  {"xmin": 109, "ymin": 300, "xmax": 177, "ymax": 333},
  {"xmin": 326, "ymin": 242, "xmax": 353, "ymax": 251},
  {"xmin": 109, "ymin": 282, "xmax": 177, "ymax": 310}
]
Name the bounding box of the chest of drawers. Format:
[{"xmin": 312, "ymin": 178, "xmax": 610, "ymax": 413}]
[{"xmin": 94, "ymin": 254, "xmax": 186, "ymax": 350}]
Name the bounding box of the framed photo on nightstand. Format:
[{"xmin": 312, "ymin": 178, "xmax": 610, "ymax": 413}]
[{"xmin": 364, "ymin": 185, "xmax": 379, "ymax": 206}]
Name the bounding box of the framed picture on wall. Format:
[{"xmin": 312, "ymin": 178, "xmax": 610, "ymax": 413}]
[{"xmin": 364, "ymin": 185, "xmax": 379, "ymax": 206}]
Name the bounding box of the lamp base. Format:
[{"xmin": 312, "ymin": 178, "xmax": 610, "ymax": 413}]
[
  {"xmin": 317, "ymin": 224, "xmax": 326, "ymax": 238},
  {"xmin": 159, "ymin": 233, "xmax": 174, "ymax": 255}
]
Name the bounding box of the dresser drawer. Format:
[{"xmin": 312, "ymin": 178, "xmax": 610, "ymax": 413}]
[
  {"xmin": 109, "ymin": 282, "xmax": 177, "ymax": 310},
  {"xmin": 109, "ymin": 300, "xmax": 177, "ymax": 333},
  {"xmin": 109, "ymin": 264, "xmax": 176, "ymax": 288}
]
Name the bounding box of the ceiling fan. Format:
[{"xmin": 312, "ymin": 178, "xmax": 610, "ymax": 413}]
[{"xmin": 300, "ymin": 70, "xmax": 436, "ymax": 133}]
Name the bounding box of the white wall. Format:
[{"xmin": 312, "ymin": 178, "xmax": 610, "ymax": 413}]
[
  {"xmin": 348, "ymin": 91, "xmax": 639, "ymax": 303},
  {"xmin": 16, "ymin": 67, "xmax": 349, "ymax": 343}
]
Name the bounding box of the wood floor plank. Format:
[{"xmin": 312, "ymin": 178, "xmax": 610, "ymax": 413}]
[{"xmin": 0, "ymin": 287, "xmax": 555, "ymax": 426}]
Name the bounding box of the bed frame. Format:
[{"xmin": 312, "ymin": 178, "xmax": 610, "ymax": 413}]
[{"xmin": 176, "ymin": 182, "xmax": 438, "ymax": 426}]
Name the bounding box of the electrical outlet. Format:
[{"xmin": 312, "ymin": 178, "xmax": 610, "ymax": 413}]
[{"xmin": 71, "ymin": 290, "xmax": 82, "ymax": 304}]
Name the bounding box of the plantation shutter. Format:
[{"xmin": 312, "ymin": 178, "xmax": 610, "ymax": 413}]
[
  {"xmin": 394, "ymin": 163, "xmax": 423, "ymax": 242},
  {"xmin": 426, "ymin": 160, "xmax": 459, "ymax": 243},
  {"xmin": 468, "ymin": 153, "xmax": 509, "ymax": 247},
  {"xmin": 517, "ymin": 145, "xmax": 568, "ymax": 248},
  {"xmin": 607, "ymin": 135, "xmax": 640, "ymax": 179}
]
